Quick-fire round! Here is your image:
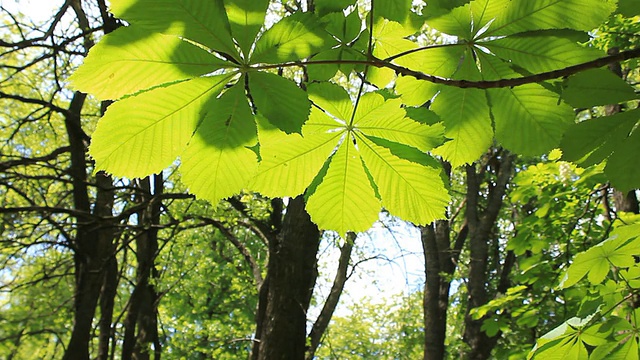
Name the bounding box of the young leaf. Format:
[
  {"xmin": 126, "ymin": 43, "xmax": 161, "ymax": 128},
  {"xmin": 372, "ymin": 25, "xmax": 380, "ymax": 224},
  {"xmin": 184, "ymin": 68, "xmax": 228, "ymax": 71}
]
[
  {"xmin": 486, "ymin": 0, "xmax": 617, "ymax": 37},
  {"xmin": 89, "ymin": 74, "xmax": 232, "ymax": 177},
  {"xmin": 180, "ymin": 83, "xmax": 258, "ymax": 203},
  {"xmin": 248, "ymin": 71, "xmax": 311, "ymax": 134},
  {"xmin": 484, "ymin": 34, "xmax": 603, "ymax": 74},
  {"xmin": 223, "ymin": 0, "xmax": 270, "ymax": 57},
  {"xmin": 70, "ymin": 26, "xmax": 229, "ymax": 100},
  {"xmin": 306, "ymin": 138, "xmax": 381, "ymax": 235},
  {"xmin": 431, "ymin": 85, "xmax": 493, "ymax": 167},
  {"xmin": 559, "ymin": 223, "xmax": 640, "ymax": 288},
  {"xmin": 358, "ymin": 136, "xmax": 449, "ymax": 225},
  {"xmin": 250, "ymin": 111, "xmax": 341, "ymax": 198},
  {"xmin": 489, "ymin": 84, "xmax": 574, "ymax": 156},
  {"xmin": 561, "ymin": 68, "xmax": 639, "ymax": 108},
  {"xmin": 109, "ymin": 0, "xmax": 239, "ymax": 59},
  {"xmin": 251, "ymin": 12, "xmax": 332, "ymax": 64}
]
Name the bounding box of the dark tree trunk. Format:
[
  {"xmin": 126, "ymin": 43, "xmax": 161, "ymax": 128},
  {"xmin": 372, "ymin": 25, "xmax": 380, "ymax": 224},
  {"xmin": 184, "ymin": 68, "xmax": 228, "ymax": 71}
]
[
  {"xmin": 122, "ymin": 176, "xmax": 162, "ymax": 360},
  {"xmin": 462, "ymin": 152, "xmax": 515, "ymax": 360},
  {"xmin": 97, "ymin": 255, "xmax": 118, "ymax": 360},
  {"xmin": 306, "ymin": 232, "xmax": 355, "ymax": 360},
  {"xmin": 420, "ymin": 162, "xmax": 468, "ymax": 360},
  {"xmin": 63, "ymin": 3, "xmax": 119, "ymax": 359},
  {"xmin": 254, "ymin": 195, "xmax": 321, "ymax": 360},
  {"xmin": 421, "ymin": 218, "xmax": 466, "ymax": 360},
  {"xmin": 63, "ymin": 90, "xmax": 117, "ymax": 360}
]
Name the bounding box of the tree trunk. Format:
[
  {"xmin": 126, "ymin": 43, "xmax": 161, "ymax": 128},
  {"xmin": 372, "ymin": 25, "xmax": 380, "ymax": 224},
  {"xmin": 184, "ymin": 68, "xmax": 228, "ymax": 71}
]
[
  {"xmin": 122, "ymin": 176, "xmax": 162, "ymax": 360},
  {"xmin": 462, "ymin": 152, "xmax": 515, "ymax": 360},
  {"xmin": 64, "ymin": 3, "xmax": 119, "ymax": 358},
  {"xmin": 306, "ymin": 232, "xmax": 355, "ymax": 360},
  {"xmin": 254, "ymin": 195, "xmax": 321, "ymax": 360},
  {"xmin": 63, "ymin": 90, "xmax": 117, "ymax": 360}
]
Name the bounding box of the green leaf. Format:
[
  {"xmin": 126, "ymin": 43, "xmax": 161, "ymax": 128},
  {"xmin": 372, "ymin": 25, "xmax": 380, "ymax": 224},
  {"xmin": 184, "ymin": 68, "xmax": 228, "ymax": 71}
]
[
  {"xmin": 354, "ymin": 93, "xmax": 442, "ymax": 152},
  {"xmin": 485, "ymin": 34, "xmax": 603, "ymax": 74},
  {"xmin": 250, "ymin": 110, "xmax": 340, "ymax": 197},
  {"xmin": 395, "ymin": 44, "xmax": 466, "ymax": 76},
  {"xmin": 605, "ymin": 129, "xmax": 640, "ymax": 192},
  {"xmin": 373, "ymin": 0, "xmax": 412, "ymax": 23},
  {"xmin": 306, "ymin": 137, "xmax": 380, "ymax": 236},
  {"xmin": 324, "ymin": 10, "xmax": 362, "ymax": 43},
  {"xmin": 369, "ymin": 19, "xmax": 418, "ymax": 87},
  {"xmin": 358, "ymin": 136, "xmax": 449, "ymax": 225},
  {"xmin": 308, "ymin": 82, "xmax": 354, "ymax": 122},
  {"xmin": 562, "ymin": 68, "xmax": 638, "ymax": 108},
  {"xmin": 430, "ymin": 54, "xmax": 492, "ymax": 167},
  {"xmin": 248, "ymin": 71, "xmax": 311, "ymax": 134},
  {"xmin": 431, "ymin": 85, "xmax": 493, "ymax": 167},
  {"xmin": 109, "ymin": 0, "xmax": 239, "ymax": 58},
  {"xmin": 70, "ymin": 26, "xmax": 228, "ymax": 100},
  {"xmin": 560, "ymin": 108, "xmax": 640, "ymax": 167},
  {"xmin": 251, "ymin": 13, "xmax": 332, "ymax": 64},
  {"xmin": 396, "ymin": 75, "xmax": 439, "ymax": 107},
  {"xmin": 223, "ymin": 0, "xmax": 270, "ymax": 56},
  {"xmin": 316, "ymin": 0, "xmax": 355, "ymax": 15},
  {"xmin": 426, "ymin": 0, "xmax": 507, "ymax": 39},
  {"xmin": 559, "ymin": 224, "xmax": 640, "ymax": 288},
  {"xmin": 489, "ymin": 84, "xmax": 574, "ymax": 156},
  {"xmin": 254, "ymin": 85, "xmax": 449, "ymax": 233},
  {"xmin": 617, "ymin": 0, "xmax": 640, "ymax": 17},
  {"xmin": 486, "ymin": 0, "xmax": 617, "ymax": 37},
  {"xmin": 180, "ymin": 83, "xmax": 258, "ymax": 203},
  {"xmin": 89, "ymin": 74, "xmax": 232, "ymax": 177}
]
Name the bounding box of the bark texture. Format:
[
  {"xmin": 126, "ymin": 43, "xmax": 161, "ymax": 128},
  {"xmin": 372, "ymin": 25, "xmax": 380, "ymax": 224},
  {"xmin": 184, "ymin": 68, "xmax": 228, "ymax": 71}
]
[{"xmin": 253, "ymin": 195, "xmax": 321, "ymax": 360}]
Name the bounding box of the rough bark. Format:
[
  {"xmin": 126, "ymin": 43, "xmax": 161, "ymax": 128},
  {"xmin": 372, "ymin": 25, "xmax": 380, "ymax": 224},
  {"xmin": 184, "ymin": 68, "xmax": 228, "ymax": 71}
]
[
  {"xmin": 62, "ymin": 89, "xmax": 117, "ymax": 360},
  {"xmin": 462, "ymin": 152, "xmax": 515, "ymax": 360},
  {"xmin": 254, "ymin": 195, "xmax": 321, "ymax": 360},
  {"xmin": 420, "ymin": 161, "xmax": 468, "ymax": 360},
  {"xmin": 122, "ymin": 176, "xmax": 162, "ymax": 360},
  {"xmin": 63, "ymin": 2, "xmax": 119, "ymax": 358}
]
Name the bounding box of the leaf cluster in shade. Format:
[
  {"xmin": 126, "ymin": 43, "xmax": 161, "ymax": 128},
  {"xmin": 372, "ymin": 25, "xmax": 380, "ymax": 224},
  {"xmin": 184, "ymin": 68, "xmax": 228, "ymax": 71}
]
[{"xmin": 71, "ymin": 0, "xmax": 640, "ymax": 233}]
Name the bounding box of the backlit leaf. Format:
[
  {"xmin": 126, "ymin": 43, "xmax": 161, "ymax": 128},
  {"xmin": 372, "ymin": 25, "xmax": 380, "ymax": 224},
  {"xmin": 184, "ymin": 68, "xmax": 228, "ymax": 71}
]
[
  {"xmin": 181, "ymin": 83, "xmax": 258, "ymax": 203},
  {"xmin": 251, "ymin": 13, "xmax": 332, "ymax": 64},
  {"xmin": 248, "ymin": 71, "xmax": 311, "ymax": 134},
  {"xmin": 486, "ymin": 0, "xmax": 617, "ymax": 36},
  {"xmin": 89, "ymin": 74, "xmax": 232, "ymax": 177},
  {"xmin": 306, "ymin": 137, "xmax": 380, "ymax": 235},
  {"xmin": 70, "ymin": 26, "xmax": 228, "ymax": 100},
  {"xmin": 223, "ymin": 0, "xmax": 270, "ymax": 56},
  {"xmin": 562, "ymin": 68, "xmax": 638, "ymax": 108},
  {"xmin": 358, "ymin": 136, "xmax": 449, "ymax": 225},
  {"xmin": 490, "ymin": 84, "xmax": 574, "ymax": 156},
  {"xmin": 251, "ymin": 111, "xmax": 340, "ymax": 197},
  {"xmin": 110, "ymin": 0, "xmax": 239, "ymax": 58}
]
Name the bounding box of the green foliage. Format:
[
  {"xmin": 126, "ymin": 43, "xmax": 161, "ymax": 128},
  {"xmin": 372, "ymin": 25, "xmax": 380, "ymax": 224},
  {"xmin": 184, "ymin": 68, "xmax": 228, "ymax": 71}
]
[
  {"xmin": 72, "ymin": 0, "xmax": 640, "ymax": 235},
  {"xmin": 528, "ymin": 216, "xmax": 640, "ymax": 359},
  {"xmin": 315, "ymin": 292, "xmax": 423, "ymax": 359}
]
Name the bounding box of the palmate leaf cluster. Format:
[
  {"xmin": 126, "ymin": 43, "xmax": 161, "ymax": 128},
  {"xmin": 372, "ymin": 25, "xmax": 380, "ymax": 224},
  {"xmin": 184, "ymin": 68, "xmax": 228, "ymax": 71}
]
[
  {"xmin": 70, "ymin": 0, "xmax": 640, "ymax": 235},
  {"xmin": 527, "ymin": 219, "xmax": 640, "ymax": 360}
]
